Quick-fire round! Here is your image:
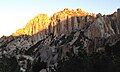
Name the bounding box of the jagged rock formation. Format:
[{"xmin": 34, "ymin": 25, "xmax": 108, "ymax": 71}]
[
  {"xmin": 13, "ymin": 8, "xmax": 94, "ymax": 38},
  {"xmin": 13, "ymin": 14, "xmax": 50, "ymax": 36},
  {"xmin": 0, "ymin": 8, "xmax": 120, "ymax": 72},
  {"xmin": 20, "ymin": 8, "xmax": 120, "ymax": 51},
  {"xmin": 13, "ymin": 8, "xmax": 120, "ymax": 42}
]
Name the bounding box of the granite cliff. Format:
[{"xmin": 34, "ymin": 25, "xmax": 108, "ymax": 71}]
[{"xmin": 0, "ymin": 8, "xmax": 120, "ymax": 72}]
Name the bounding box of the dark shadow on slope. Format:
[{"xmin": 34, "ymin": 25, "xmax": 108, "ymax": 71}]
[{"xmin": 24, "ymin": 14, "xmax": 96, "ymax": 57}]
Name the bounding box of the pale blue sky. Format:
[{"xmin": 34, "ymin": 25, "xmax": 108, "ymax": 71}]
[{"xmin": 0, "ymin": 0, "xmax": 120, "ymax": 36}]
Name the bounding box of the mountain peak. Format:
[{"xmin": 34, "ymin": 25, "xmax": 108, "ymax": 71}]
[
  {"xmin": 13, "ymin": 8, "xmax": 93, "ymax": 36},
  {"xmin": 12, "ymin": 14, "xmax": 50, "ymax": 36}
]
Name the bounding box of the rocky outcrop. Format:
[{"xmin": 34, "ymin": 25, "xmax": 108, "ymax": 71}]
[
  {"xmin": 13, "ymin": 14, "xmax": 50, "ymax": 36},
  {"xmin": 13, "ymin": 8, "xmax": 120, "ymax": 42},
  {"xmin": 13, "ymin": 8, "xmax": 94, "ymax": 40},
  {"xmin": 0, "ymin": 8, "xmax": 120, "ymax": 72}
]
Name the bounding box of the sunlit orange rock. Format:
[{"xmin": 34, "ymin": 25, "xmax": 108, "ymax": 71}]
[
  {"xmin": 13, "ymin": 14, "xmax": 50, "ymax": 36},
  {"xmin": 13, "ymin": 8, "xmax": 91, "ymax": 38}
]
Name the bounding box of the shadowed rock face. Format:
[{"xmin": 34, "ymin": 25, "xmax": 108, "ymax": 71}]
[{"xmin": 0, "ymin": 8, "xmax": 120, "ymax": 72}]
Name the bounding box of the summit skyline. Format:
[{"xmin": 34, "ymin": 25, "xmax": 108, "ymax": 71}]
[{"xmin": 0, "ymin": 0, "xmax": 120, "ymax": 36}]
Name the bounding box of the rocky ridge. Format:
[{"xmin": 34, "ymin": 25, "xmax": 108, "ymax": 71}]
[
  {"xmin": 13, "ymin": 8, "xmax": 94, "ymax": 39},
  {"xmin": 0, "ymin": 8, "xmax": 120, "ymax": 72}
]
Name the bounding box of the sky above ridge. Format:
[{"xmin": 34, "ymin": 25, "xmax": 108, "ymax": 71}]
[{"xmin": 0, "ymin": 0, "xmax": 120, "ymax": 37}]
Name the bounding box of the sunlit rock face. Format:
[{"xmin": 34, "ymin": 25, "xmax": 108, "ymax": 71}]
[
  {"xmin": 12, "ymin": 8, "xmax": 120, "ymax": 49},
  {"xmin": 12, "ymin": 8, "xmax": 120, "ymax": 40},
  {"xmin": 49, "ymin": 8, "xmax": 93, "ymax": 36},
  {"xmin": 12, "ymin": 8, "xmax": 93, "ymax": 38},
  {"xmin": 13, "ymin": 14, "xmax": 50, "ymax": 36}
]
